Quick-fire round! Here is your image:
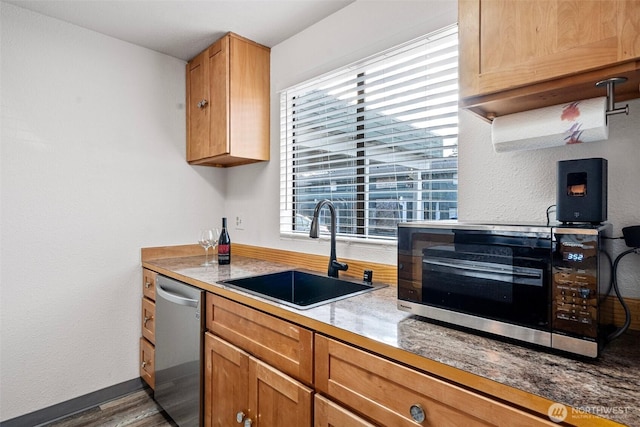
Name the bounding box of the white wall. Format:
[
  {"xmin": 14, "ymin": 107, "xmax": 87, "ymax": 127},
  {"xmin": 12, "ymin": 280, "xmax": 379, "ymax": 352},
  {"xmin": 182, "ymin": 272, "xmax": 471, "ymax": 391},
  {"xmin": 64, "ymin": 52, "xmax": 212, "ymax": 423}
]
[
  {"xmin": 225, "ymin": 0, "xmax": 459, "ymax": 265},
  {"xmin": 2, "ymin": 0, "xmax": 640, "ymax": 421},
  {"xmin": 0, "ymin": 3, "xmax": 225, "ymax": 421},
  {"xmin": 459, "ymin": 105, "xmax": 640, "ymax": 296},
  {"xmin": 226, "ymin": 0, "xmax": 640, "ymax": 293}
]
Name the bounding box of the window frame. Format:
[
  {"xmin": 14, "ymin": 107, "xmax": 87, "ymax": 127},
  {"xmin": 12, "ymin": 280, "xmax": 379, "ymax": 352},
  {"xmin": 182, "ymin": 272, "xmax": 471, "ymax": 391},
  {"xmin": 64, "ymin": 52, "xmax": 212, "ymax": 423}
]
[{"xmin": 280, "ymin": 25, "xmax": 459, "ymax": 243}]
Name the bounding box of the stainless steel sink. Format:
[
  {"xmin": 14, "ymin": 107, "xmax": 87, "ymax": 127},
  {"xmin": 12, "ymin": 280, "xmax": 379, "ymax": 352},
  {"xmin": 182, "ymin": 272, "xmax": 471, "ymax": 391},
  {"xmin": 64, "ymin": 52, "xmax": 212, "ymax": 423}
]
[{"xmin": 219, "ymin": 270, "xmax": 384, "ymax": 310}]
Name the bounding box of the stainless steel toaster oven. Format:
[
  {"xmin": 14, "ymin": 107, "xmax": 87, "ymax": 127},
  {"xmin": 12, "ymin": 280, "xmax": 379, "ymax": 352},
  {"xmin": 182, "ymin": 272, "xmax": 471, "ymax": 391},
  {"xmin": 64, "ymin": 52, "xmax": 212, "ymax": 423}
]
[{"xmin": 397, "ymin": 221, "xmax": 613, "ymax": 357}]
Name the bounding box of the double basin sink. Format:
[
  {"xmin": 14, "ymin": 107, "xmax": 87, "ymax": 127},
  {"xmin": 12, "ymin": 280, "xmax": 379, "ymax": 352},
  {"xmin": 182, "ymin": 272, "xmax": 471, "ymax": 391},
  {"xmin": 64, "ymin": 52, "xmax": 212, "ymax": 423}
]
[{"xmin": 220, "ymin": 270, "xmax": 385, "ymax": 310}]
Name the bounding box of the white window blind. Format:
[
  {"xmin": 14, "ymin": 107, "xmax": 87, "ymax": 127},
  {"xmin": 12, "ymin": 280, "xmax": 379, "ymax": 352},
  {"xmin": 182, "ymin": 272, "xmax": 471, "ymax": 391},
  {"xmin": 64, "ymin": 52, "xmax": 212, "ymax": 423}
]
[{"xmin": 280, "ymin": 25, "xmax": 458, "ymax": 241}]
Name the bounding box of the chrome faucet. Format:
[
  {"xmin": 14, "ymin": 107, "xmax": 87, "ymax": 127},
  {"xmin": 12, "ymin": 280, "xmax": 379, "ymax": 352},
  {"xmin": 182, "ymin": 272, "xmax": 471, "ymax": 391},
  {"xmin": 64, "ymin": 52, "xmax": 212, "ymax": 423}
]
[{"xmin": 310, "ymin": 199, "xmax": 349, "ymax": 278}]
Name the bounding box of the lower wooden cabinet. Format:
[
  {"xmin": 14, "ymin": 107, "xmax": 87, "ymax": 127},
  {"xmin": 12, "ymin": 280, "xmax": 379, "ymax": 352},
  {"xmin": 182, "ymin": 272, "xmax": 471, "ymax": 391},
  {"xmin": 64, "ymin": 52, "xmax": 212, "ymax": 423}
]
[
  {"xmin": 250, "ymin": 351, "xmax": 313, "ymax": 427},
  {"xmin": 140, "ymin": 268, "xmax": 157, "ymax": 389},
  {"xmin": 205, "ymin": 293, "xmax": 313, "ymax": 385},
  {"xmin": 141, "ymin": 297, "xmax": 155, "ymax": 344},
  {"xmin": 142, "ymin": 268, "xmax": 157, "ymax": 300},
  {"xmin": 139, "ymin": 337, "xmax": 155, "ymax": 389},
  {"xmin": 315, "ymin": 335, "xmax": 556, "ymax": 427},
  {"xmin": 314, "ymin": 394, "xmax": 376, "ymax": 427},
  {"xmin": 137, "ymin": 280, "xmax": 575, "ymax": 426},
  {"xmin": 205, "ymin": 332, "xmax": 313, "ymax": 427},
  {"xmin": 204, "ymin": 332, "xmax": 248, "ymax": 427}
]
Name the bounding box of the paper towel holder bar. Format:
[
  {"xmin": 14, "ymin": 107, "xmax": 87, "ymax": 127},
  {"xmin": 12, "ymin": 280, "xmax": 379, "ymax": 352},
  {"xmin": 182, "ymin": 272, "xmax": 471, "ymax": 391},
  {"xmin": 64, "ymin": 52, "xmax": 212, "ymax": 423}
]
[{"xmin": 595, "ymin": 77, "xmax": 629, "ymax": 122}]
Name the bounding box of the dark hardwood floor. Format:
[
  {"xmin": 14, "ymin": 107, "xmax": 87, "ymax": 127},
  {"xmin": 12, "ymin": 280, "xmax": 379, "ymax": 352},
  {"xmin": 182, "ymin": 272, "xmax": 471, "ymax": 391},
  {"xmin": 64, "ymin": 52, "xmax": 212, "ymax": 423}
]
[{"xmin": 40, "ymin": 389, "xmax": 177, "ymax": 427}]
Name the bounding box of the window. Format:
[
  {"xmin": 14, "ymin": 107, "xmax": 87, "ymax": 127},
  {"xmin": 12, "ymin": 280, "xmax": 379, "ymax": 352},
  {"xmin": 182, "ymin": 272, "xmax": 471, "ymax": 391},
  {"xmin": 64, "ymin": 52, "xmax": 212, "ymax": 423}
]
[{"xmin": 280, "ymin": 25, "xmax": 458, "ymax": 241}]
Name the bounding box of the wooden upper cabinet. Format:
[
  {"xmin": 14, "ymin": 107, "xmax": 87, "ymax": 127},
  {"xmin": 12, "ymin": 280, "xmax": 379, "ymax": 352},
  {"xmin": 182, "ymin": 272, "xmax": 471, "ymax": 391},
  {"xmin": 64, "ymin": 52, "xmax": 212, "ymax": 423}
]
[
  {"xmin": 186, "ymin": 32, "xmax": 270, "ymax": 167},
  {"xmin": 459, "ymin": 0, "xmax": 640, "ymax": 119},
  {"xmin": 187, "ymin": 49, "xmax": 210, "ymax": 161},
  {"xmin": 208, "ymin": 38, "xmax": 230, "ymax": 161}
]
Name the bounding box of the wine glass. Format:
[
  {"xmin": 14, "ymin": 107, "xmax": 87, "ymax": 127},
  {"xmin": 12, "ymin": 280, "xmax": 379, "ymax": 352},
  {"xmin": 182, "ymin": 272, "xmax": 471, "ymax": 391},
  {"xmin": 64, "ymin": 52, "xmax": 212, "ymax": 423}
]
[
  {"xmin": 198, "ymin": 229, "xmax": 215, "ymax": 266},
  {"xmin": 209, "ymin": 228, "xmax": 220, "ymax": 263}
]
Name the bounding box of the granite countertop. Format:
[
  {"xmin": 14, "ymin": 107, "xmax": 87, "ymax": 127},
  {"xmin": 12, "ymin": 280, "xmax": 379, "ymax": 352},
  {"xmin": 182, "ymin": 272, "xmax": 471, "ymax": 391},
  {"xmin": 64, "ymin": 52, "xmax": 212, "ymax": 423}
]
[{"xmin": 143, "ymin": 255, "xmax": 640, "ymax": 426}]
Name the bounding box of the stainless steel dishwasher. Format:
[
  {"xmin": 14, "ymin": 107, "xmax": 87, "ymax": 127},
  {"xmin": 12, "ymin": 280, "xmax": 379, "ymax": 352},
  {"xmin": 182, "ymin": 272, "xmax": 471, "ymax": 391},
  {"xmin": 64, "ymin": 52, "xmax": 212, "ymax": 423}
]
[{"xmin": 155, "ymin": 275, "xmax": 204, "ymax": 427}]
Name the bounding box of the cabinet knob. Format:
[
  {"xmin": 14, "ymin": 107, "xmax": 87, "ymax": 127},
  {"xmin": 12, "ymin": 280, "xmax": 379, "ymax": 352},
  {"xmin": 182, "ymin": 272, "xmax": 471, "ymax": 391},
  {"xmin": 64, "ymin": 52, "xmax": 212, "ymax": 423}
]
[
  {"xmin": 197, "ymin": 99, "xmax": 209, "ymax": 109},
  {"xmin": 141, "ymin": 360, "xmax": 147, "ymax": 368},
  {"xmin": 144, "ymin": 281, "xmax": 152, "ymax": 289},
  {"xmin": 236, "ymin": 411, "xmax": 252, "ymax": 426},
  {"xmin": 143, "ymin": 315, "xmax": 153, "ymax": 327},
  {"xmin": 409, "ymin": 404, "xmax": 426, "ymax": 423}
]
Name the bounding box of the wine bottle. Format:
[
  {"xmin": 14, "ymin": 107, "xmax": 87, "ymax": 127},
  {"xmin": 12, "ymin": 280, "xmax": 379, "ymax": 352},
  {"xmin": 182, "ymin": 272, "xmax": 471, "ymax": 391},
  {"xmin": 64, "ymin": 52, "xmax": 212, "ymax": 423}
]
[{"xmin": 217, "ymin": 217, "xmax": 231, "ymax": 265}]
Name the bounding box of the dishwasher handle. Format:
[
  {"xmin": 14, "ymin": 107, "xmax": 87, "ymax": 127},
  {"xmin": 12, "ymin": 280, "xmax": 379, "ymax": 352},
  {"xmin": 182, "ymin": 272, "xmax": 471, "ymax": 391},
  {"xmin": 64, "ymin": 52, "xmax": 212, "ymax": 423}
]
[{"xmin": 156, "ymin": 284, "xmax": 199, "ymax": 307}]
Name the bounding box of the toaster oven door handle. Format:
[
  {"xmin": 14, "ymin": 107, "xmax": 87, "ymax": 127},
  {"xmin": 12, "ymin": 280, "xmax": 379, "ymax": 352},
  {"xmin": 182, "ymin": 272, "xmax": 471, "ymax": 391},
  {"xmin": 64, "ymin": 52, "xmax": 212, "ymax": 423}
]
[{"xmin": 423, "ymin": 258, "xmax": 542, "ymax": 279}]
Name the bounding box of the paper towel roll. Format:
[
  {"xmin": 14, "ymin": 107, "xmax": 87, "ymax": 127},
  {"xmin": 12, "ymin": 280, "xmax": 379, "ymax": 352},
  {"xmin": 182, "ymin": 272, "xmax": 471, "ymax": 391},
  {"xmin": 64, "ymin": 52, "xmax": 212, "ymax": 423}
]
[{"xmin": 491, "ymin": 97, "xmax": 609, "ymax": 153}]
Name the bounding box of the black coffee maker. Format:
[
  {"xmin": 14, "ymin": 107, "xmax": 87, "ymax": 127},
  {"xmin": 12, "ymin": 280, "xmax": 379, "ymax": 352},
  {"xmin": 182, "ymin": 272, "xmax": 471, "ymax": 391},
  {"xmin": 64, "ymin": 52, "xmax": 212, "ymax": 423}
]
[{"xmin": 557, "ymin": 158, "xmax": 608, "ymax": 224}]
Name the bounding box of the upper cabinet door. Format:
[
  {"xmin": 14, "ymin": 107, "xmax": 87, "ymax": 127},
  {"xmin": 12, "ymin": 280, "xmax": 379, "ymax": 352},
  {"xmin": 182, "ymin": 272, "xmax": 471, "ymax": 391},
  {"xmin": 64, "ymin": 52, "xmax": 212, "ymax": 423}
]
[
  {"xmin": 459, "ymin": 0, "xmax": 640, "ymax": 119},
  {"xmin": 186, "ymin": 49, "xmax": 210, "ymax": 162},
  {"xmin": 186, "ymin": 32, "xmax": 270, "ymax": 167},
  {"xmin": 228, "ymin": 35, "xmax": 271, "ymax": 162},
  {"xmin": 208, "ymin": 37, "xmax": 230, "ymax": 159}
]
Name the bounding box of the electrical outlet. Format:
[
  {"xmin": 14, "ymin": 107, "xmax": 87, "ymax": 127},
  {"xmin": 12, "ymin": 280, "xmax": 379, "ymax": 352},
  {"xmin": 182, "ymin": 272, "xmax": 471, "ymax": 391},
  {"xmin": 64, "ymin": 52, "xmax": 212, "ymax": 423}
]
[{"xmin": 235, "ymin": 214, "xmax": 244, "ymax": 230}]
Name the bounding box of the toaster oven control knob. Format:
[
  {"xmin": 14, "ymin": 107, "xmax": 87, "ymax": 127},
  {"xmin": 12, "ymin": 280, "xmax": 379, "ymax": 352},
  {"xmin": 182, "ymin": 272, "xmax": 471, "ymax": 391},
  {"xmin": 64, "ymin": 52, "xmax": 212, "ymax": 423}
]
[
  {"xmin": 579, "ymin": 288, "xmax": 590, "ymax": 298},
  {"xmin": 409, "ymin": 404, "xmax": 426, "ymax": 423}
]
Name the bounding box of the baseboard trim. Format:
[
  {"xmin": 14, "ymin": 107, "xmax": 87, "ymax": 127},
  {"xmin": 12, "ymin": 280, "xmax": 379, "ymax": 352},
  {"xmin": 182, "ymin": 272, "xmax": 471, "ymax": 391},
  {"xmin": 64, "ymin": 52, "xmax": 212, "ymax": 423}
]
[{"xmin": 0, "ymin": 378, "xmax": 146, "ymax": 427}]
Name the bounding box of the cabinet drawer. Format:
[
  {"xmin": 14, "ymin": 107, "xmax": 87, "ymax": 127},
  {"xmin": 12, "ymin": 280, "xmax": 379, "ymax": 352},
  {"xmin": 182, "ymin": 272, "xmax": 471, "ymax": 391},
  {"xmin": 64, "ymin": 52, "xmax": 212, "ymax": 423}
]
[
  {"xmin": 315, "ymin": 394, "xmax": 376, "ymax": 427},
  {"xmin": 206, "ymin": 293, "xmax": 313, "ymax": 385},
  {"xmin": 140, "ymin": 337, "xmax": 155, "ymax": 389},
  {"xmin": 315, "ymin": 335, "xmax": 556, "ymax": 427},
  {"xmin": 142, "ymin": 269, "xmax": 157, "ymax": 301},
  {"xmin": 141, "ymin": 298, "xmax": 155, "ymax": 344}
]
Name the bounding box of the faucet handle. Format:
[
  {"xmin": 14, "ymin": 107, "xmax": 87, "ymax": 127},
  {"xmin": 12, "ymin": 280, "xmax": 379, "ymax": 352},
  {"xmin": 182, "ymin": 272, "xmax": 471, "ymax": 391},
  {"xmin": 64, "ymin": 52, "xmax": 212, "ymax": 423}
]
[
  {"xmin": 332, "ymin": 260, "xmax": 348, "ymax": 271},
  {"xmin": 329, "ymin": 259, "xmax": 349, "ymax": 277}
]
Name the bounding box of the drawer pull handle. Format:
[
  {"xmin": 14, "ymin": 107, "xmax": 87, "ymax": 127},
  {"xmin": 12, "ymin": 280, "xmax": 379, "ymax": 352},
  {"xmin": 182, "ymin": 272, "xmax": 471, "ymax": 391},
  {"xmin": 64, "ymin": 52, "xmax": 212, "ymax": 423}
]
[
  {"xmin": 243, "ymin": 419, "xmax": 252, "ymax": 427},
  {"xmin": 409, "ymin": 404, "xmax": 426, "ymax": 423},
  {"xmin": 144, "ymin": 316, "xmax": 154, "ymax": 327},
  {"xmin": 141, "ymin": 360, "xmax": 148, "ymax": 368},
  {"xmin": 145, "ymin": 281, "xmax": 152, "ymax": 289}
]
